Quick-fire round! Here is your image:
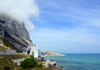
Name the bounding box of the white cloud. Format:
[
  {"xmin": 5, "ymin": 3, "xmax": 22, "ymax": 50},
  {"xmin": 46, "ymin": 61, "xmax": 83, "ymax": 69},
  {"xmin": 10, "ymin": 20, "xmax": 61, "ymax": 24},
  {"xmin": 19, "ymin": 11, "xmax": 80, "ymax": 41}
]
[{"xmin": 0, "ymin": 0, "xmax": 39, "ymax": 30}]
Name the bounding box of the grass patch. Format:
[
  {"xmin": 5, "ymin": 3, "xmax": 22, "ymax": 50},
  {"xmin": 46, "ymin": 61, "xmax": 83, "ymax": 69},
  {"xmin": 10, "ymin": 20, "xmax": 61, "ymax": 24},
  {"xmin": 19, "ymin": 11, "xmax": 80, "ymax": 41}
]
[
  {"xmin": 0, "ymin": 54, "xmax": 29, "ymax": 70},
  {"xmin": 0, "ymin": 46, "xmax": 8, "ymax": 50},
  {"xmin": 0, "ymin": 55, "xmax": 15, "ymax": 70}
]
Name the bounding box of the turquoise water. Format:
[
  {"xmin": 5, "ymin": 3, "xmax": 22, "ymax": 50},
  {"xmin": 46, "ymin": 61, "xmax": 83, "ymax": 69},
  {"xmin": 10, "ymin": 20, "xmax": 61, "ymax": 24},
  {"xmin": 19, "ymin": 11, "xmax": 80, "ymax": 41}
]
[{"xmin": 45, "ymin": 54, "xmax": 100, "ymax": 70}]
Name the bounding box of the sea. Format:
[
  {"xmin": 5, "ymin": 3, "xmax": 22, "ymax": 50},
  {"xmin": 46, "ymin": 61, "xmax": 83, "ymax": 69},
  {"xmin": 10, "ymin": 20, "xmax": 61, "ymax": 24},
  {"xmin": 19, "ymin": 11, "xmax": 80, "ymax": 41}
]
[{"xmin": 44, "ymin": 54, "xmax": 100, "ymax": 70}]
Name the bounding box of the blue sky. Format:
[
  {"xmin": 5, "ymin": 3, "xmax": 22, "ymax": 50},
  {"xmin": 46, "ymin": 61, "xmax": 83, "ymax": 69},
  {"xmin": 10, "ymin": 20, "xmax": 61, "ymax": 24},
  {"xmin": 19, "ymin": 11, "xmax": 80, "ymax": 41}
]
[{"xmin": 29, "ymin": 0, "xmax": 100, "ymax": 53}]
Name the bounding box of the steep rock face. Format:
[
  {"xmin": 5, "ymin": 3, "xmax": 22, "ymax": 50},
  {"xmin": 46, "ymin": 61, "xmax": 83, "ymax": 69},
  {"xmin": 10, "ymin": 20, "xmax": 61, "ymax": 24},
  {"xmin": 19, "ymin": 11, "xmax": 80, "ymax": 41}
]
[{"xmin": 0, "ymin": 14, "xmax": 32, "ymax": 51}]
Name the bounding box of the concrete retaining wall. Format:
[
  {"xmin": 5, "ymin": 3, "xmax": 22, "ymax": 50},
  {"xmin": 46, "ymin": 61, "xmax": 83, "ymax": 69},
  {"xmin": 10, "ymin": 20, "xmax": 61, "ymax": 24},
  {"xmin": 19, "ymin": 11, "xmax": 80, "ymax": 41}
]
[{"xmin": 0, "ymin": 50, "xmax": 17, "ymax": 55}]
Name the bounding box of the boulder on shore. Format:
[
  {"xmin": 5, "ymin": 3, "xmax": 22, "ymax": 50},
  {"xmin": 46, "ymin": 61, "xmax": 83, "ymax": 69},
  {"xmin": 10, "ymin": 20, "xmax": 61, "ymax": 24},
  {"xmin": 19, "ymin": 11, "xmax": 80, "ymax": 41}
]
[{"xmin": 44, "ymin": 60, "xmax": 56, "ymax": 69}]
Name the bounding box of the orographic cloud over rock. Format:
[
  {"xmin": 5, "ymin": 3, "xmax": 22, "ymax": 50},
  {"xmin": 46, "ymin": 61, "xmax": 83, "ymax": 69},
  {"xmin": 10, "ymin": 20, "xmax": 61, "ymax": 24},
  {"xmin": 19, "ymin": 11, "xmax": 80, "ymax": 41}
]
[{"xmin": 0, "ymin": 0, "xmax": 39, "ymax": 30}]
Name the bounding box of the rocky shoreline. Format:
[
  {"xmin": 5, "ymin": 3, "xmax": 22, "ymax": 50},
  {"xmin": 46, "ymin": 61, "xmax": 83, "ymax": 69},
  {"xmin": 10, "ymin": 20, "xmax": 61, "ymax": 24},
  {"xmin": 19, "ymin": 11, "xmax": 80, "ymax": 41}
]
[
  {"xmin": 43, "ymin": 51, "xmax": 65, "ymax": 69},
  {"xmin": 44, "ymin": 59, "xmax": 63, "ymax": 69}
]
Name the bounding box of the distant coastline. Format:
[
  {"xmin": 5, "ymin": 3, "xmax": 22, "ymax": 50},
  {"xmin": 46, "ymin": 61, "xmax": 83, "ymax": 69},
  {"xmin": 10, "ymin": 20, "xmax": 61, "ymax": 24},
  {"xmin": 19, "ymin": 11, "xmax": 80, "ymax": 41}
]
[{"xmin": 44, "ymin": 51, "xmax": 66, "ymax": 56}]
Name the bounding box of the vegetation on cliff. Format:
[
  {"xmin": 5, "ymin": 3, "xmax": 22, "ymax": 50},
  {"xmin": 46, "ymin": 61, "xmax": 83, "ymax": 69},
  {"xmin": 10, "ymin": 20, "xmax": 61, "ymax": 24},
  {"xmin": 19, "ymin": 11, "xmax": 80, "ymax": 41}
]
[{"xmin": 0, "ymin": 36, "xmax": 21, "ymax": 52}]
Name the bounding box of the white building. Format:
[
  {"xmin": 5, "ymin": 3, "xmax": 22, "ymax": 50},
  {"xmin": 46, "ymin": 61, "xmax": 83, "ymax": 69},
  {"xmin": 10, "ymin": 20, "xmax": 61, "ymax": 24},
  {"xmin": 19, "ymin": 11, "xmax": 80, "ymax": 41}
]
[{"xmin": 24, "ymin": 44, "xmax": 41, "ymax": 58}]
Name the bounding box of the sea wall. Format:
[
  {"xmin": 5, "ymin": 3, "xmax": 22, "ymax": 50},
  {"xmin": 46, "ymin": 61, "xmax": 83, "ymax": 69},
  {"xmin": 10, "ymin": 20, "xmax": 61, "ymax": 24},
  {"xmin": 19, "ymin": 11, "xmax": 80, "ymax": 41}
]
[{"xmin": 0, "ymin": 50, "xmax": 17, "ymax": 55}]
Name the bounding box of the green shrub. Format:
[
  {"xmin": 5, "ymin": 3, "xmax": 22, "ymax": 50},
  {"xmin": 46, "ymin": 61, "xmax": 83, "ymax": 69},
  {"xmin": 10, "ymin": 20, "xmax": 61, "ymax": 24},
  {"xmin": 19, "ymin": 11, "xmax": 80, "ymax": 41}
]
[
  {"xmin": 20, "ymin": 58, "xmax": 43, "ymax": 69},
  {"xmin": 3, "ymin": 39, "xmax": 12, "ymax": 48},
  {"xmin": 37, "ymin": 62, "xmax": 43, "ymax": 68}
]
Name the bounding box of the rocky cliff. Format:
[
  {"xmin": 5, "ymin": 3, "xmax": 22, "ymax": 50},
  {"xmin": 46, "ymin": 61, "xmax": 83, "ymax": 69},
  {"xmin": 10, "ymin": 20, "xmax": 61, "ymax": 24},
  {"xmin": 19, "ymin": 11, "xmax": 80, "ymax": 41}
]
[{"xmin": 0, "ymin": 14, "xmax": 32, "ymax": 51}]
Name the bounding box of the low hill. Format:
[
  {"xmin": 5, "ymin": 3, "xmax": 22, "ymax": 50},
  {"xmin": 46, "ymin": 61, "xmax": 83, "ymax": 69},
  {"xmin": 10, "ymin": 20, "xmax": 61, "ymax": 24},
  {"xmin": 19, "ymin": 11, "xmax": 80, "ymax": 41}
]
[{"xmin": 44, "ymin": 51, "xmax": 66, "ymax": 56}]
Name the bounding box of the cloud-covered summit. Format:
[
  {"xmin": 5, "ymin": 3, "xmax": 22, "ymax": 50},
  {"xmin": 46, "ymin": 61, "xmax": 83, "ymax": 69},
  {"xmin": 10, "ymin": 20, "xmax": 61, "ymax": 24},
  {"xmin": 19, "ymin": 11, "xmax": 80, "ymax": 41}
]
[{"xmin": 0, "ymin": 0, "xmax": 39, "ymax": 30}]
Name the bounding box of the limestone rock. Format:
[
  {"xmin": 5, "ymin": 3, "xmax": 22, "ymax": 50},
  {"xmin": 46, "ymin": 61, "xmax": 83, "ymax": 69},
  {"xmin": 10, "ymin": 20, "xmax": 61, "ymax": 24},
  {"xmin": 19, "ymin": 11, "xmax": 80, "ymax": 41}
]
[
  {"xmin": 0, "ymin": 14, "xmax": 32, "ymax": 51},
  {"xmin": 44, "ymin": 60, "xmax": 56, "ymax": 69}
]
